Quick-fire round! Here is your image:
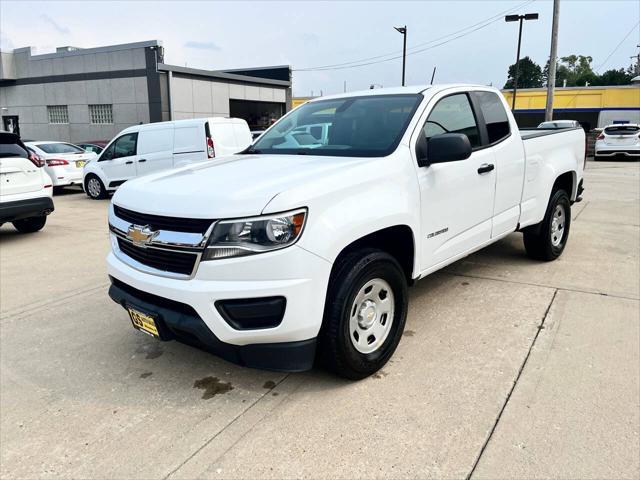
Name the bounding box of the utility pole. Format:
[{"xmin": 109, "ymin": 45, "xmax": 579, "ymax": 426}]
[
  {"xmin": 545, "ymin": 0, "xmax": 560, "ymax": 122},
  {"xmin": 343, "ymin": 80, "xmax": 347, "ymax": 93},
  {"xmin": 505, "ymin": 13, "xmax": 539, "ymax": 110},
  {"xmin": 394, "ymin": 26, "xmax": 407, "ymax": 86}
]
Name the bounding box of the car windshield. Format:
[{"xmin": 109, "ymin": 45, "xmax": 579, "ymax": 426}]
[
  {"xmin": 37, "ymin": 143, "xmax": 85, "ymax": 154},
  {"xmin": 247, "ymin": 94, "xmax": 423, "ymax": 157},
  {"xmin": 604, "ymin": 126, "xmax": 639, "ymax": 135}
]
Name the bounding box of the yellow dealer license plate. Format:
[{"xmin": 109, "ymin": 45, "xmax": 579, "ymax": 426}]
[
  {"xmin": 76, "ymin": 161, "xmax": 85, "ymax": 168},
  {"xmin": 127, "ymin": 307, "xmax": 159, "ymax": 338}
]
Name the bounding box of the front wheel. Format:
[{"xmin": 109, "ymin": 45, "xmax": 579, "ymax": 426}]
[
  {"xmin": 523, "ymin": 189, "xmax": 571, "ymax": 261},
  {"xmin": 85, "ymin": 175, "xmax": 107, "ymax": 199},
  {"xmin": 13, "ymin": 216, "xmax": 47, "ymax": 233},
  {"xmin": 318, "ymin": 249, "xmax": 408, "ymax": 380}
]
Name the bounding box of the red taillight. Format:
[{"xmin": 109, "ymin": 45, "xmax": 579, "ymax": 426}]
[
  {"xmin": 46, "ymin": 158, "xmax": 69, "ymax": 166},
  {"xmin": 207, "ymin": 137, "xmax": 215, "ymax": 158},
  {"xmin": 596, "ymin": 133, "xmax": 604, "ymax": 140},
  {"xmin": 44, "ymin": 184, "xmax": 52, "ymax": 188},
  {"xmin": 28, "ymin": 152, "xmax": 44, "ymax": 167}
]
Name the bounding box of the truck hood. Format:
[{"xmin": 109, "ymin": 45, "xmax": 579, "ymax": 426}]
[{"xmin": 112, "ymin": 154, "xmax": 369, "ymax": 219}]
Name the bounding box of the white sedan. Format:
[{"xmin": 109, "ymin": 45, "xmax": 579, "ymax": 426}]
[
  {"xmin": 25, "ymin": 141, "xmax": 97, "ymax": 188},
  {"xmin": 594, "ymin": 124, "xmax": 640, "ymax": 160}
]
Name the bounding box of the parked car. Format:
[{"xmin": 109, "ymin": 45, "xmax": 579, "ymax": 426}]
[
  {"xmin": 25, "ymin": 141, "xmax": 97, "ymax": 189},
  {"xmin": 77, "ymin": 141, "xmax": 108, "ymax": 155},
  {"xmin": 538, "ymin": 120, "xmax": 581, "ymax": 129},
  {"xmin": 594, "ymin": 124, "xmax": 640, "ymax": 160},
  {"xmin": 82, "ymin": 117, "xmax": 252, "ymax": 199},
  {"xmin": 106, "ymin": 85, "xmax": 585, "ymax": 379},
  {"xmin": 0, "ymin": 131, "xmax": 54, "ymax": 233}
]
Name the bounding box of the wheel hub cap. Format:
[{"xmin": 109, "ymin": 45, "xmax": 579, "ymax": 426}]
[
  {"xmin": 550, "ymin": 204, "xmax": 565, "ymax": 247},
  {"xmin": 349, "ymin": 278, "xmax": 395, "ymax": 354}
]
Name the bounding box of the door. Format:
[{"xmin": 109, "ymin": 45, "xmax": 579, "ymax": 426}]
[
  {"xmin": 98, "ymin": 133, "xmax": 138, "ymax": 186},
  {"xmin": 2, "ymin": 116, "xmax": 20, "ymax": 137},
  {"xmin": 416, "ymin": 92, "xmax": 497, "ymax": 271},
  {"xmin": 136, "ymin": 127, "xmax": 174, "ymax": 177},
  {"xmin": 471, "ymin": 91, "xmax": 525, "ymax": 237}
]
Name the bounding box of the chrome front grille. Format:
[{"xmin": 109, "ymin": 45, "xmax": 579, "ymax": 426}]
[
  {"xmin": 113, "ymin": 205, "xmax": 214, "ymax": 234},
  {"xmin": 109, "ymin": 204, "xmax": 215, "ymax": 279}
]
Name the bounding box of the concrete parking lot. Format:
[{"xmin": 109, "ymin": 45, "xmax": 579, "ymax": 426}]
[{"xmin": 1, "ymin": 160, "xmax": 638, "ymax": 479}]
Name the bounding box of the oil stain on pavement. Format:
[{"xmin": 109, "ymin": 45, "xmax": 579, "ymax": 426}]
[{"xmin": 193, "ymin": 376, "xmax": 234, "ymax": 399}]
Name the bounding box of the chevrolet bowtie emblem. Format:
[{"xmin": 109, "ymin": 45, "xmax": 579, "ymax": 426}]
[{"xmin": 127, "ymin": 224, "xmax": 158, "ymax": 247}]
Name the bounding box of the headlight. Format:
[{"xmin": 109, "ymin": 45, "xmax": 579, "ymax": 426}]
[{"xmin": 203, "ymin": 208, "xmax": 307, "ymax": 260}]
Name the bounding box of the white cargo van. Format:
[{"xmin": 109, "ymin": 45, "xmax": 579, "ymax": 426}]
[{"xmin": 83, "ymin": 117, "xmax": 252, "ymax": 199}]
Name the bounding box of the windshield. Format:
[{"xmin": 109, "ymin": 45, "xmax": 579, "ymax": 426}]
[
  {"xmin": 37, "ymin": 143, "xmax": 85, "ymax": 154},
  {"xmin": 247, "ymin": 94, "xmax": 423, "ymax": 157}
]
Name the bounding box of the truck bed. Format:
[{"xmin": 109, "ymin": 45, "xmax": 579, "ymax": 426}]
[{"xmin": 519, "ymin": 127, "xmax": 583, "ymax": 140}]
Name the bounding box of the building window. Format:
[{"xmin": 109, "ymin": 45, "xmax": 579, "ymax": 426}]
[
  {"xmin": 47, "ymin": 105, "xmax": 69, "ymax": 124},
  {"xmin": 89, "ymin": 104, "xmax": 113, "ymax": 124}
]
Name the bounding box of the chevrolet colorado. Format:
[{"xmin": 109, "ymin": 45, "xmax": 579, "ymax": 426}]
[{"xmin": 107, "ymin": 85, "xmax": 585, "ymax": 379}]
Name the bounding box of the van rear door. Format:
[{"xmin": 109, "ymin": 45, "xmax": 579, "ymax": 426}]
[{"xmin": 208, "ymin": 118, "xmax": 252, "ymax": 157}]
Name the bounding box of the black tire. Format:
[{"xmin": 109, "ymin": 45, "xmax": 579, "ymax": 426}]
[
  {"xmin": 318, "ymin": 248, "xmax": 408, "ymax": 380},
  {"xmin": 593, "ymin": 154, "xmax": 601, "ymax": 161},
  {"xmin": 85, "ymin": 174, "xmax": 107, "ymax": 199},
  {"xmin": 523, "ymin": 189, "xmax": 571, "ymax": 261},
  {"xmin": 12, "ymin": 216, "xmax": 47, "ymax": 233}
]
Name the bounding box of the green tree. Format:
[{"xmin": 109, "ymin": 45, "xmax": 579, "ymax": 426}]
[
  {"xmin": 543, "ymin": 55, "xmax": 598, "ymax": 87},
  {"xmin": 593, "ymin": 68, "xmax": 632, "ymax": 86},
  {"xmin": 504, "ymin": 56, "xmax": 543, "ymax": 89}
]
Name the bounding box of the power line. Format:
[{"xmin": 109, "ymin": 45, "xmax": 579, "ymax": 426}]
[
  {"xmin": 593, "ymin": 21, "xmax": 639, "ymax": 73},
  {"xmin": 294, "ymin": 0, "xmax": 535, "ymax": 72}
]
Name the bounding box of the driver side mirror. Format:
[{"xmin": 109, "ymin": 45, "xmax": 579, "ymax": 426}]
[{"xmin": 416, "ymin": 133, "xmax": 472, "ymax": 167}]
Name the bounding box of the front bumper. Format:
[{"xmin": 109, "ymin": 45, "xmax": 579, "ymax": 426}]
[
  {"xmin": 107, "ymin": 242, "xmax": 333, "ymax": 370},
  {"xmin": 108, "ymin": 277, "xmax": 317, "ymax": 372},
  {"xmin": 0, "ymin": 196, "xmax": 54, "ymax": 223}
]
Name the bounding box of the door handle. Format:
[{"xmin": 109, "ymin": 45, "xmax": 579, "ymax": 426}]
[
  {"xmin": 125, "ymin": 161, "xmax": 133, "ymax": 165},
  {"xmin": 477, "ymin": 163, "xmax": 495, "ymax": 174},
  {"xmin": 138, "ymin": 159, "xmax": 147, "ymax": 163}
]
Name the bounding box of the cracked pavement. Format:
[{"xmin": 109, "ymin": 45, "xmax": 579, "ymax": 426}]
[{"xmin": 1, "ymin": 159, "xmax": 638, "ymax": 479}]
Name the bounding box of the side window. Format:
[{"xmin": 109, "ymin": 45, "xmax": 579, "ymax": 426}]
[
  {"xmin": 423, "ymin": 94, "xmax": 481, "ymax": 148},
  {"xmin": 113, "ymin": 133, "xmax": 138, "ymax": 159},
  {"xmin": 99, "ymin": 142, "xmax": 115, "ymax": 161},
  {"xmin": 475, "ymin": 91, "xmax": 511, "ymax": 144}
]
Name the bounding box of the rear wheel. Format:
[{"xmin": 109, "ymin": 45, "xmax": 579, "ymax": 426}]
[
  {"xmin": 318, "ymin": 249, "xmax": 408, "ymax": 380},
  {"xmin": 85, "ymin": 175, "xmax": 107, "ymax": 199},
  {"xmin": 523, "ymin": 189, "xmax": 571, "ymax": 261},
  {"xmin": 13, "ymin": 216, "xmax": 46, "ymax": 233}
]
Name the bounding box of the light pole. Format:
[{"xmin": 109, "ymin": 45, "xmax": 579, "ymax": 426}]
[
  {"xmin": 544, "ymin": 0, "xmax": 560, "ymax": 122},
  {"xmin": 394, "ymin": 26, "xmax": 407, "ymax": 86},
  {"xmin": 505, "ymin": 13, "xmax": 538, "ymax": 110}
]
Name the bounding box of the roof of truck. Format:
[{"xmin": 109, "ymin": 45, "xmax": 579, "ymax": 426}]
[{"xmin": 307, "ymin": 84, "xmax": 495, "ymax": 103}]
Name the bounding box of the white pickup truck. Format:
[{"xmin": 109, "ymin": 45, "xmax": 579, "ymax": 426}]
[{"xmin": 107, "ymin": 85, "xmax": 585, "ymax": 379}]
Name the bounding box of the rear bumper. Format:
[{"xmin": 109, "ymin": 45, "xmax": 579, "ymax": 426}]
[
  {"xmin": 108, "ymin": 276, "xmax": 317, "ymax": 372},
  {"xmin": 0, "ymin": 196, "xmax": 54, "ymax": 223},
  {"xmin": 594, "ymin": 146, "xmax": 640, "ymax": 157},
  {"xmin": 48, "ymin": 167, "xmax": 83, "ymax": 186}
]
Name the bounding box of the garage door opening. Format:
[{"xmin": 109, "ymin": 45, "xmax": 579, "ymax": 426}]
[{"xmin": 229, "ymin": 100, "xmax": 286, "ymax": 131}]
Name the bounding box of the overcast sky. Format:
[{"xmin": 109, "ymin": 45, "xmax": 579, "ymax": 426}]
[{"xmin": 1, "ymin": 0, "xmax": 638, "ymax": 96}]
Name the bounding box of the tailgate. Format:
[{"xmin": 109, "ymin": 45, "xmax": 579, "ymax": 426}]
[{"xmin": 0, "ymin": 157, "xmax": 44, "ymax": 196}]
